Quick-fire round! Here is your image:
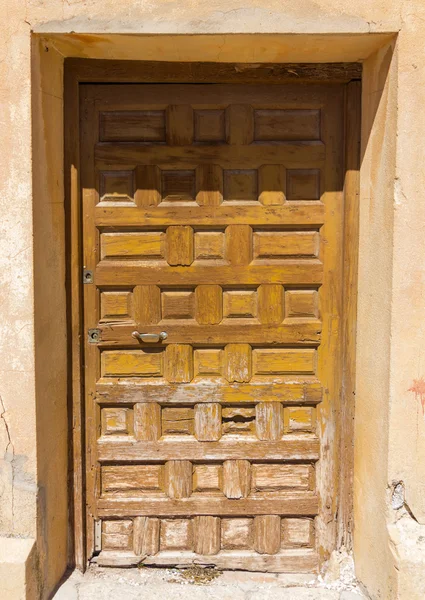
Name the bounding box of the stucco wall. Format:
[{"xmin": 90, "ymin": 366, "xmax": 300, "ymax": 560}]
[{"xmin": 0, "ymin": 1, "xmax": 425, "ymax": 599}]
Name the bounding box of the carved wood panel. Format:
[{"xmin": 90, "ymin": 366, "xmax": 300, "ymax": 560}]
[{"xmin": 81, "ymin": 83, "xmax": 345, "ymax": 571}]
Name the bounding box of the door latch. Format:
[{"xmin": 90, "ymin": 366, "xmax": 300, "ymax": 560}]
[{"xmin": 132, "ymin": 331, "xmax": 168, "ymax": 343}]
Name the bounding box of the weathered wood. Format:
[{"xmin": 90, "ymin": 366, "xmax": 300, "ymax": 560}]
[
  {"xmin": 67, "ymin": 58, "xmax": 361, "ymax": 84},
  {"xmin": 95, "ymin": 548, "xmax": 319, "ymax": 572},
  {"xmin": 251, "ymin": 464, "xmax": 313, "ymax": 492},
  {"xmin": 258, "ymin": 285, "xmax": 284, "ymax": 325},
  {"xmin": 97, "ymin": 494, "xmax": 318, "ymax": 517},
  {"xmin": 195, "ymin": 285, "xmax": 223, "ymax": 325},
  {"xmin": 164, "ymin": 461, "xmax": 193, "ymax": 499},
  {"xmin": 76, "ymin": 76, "xmax": 352, "ymax": 572},
  {"xmin": 133, "ymin": 517, "xmax": 160, "ymax": 556},
  {"xmin": 65, "ymin": 63, "xmax": 85, "ymax": 570},
  {"xmin": 134, "ymin": 403, "xmax": 161, "ymax": 441},
  {"xmin": 95, "ymin": 141, "xmax": 325, "ymax": 166},
  {"xmin": 223, "ymin": 460, "xmax": 251, "ymax": 499},
  {"xmin": 193, "ymin": 516, "xmax": 221, "ymax": 555},
  {"xmin": 194, "ymin": 404, "xmax": 222, "ymax": 441},
  {"xmin": 254, "ymin": 515, "xmax": 281, "ymax": 554},
  {"xmin": 166, "ymin": 226, "xmax": 194, "ymax": 266},
  {"xmin": 224, "ymin": 344, "xmax": 252, "ymax": 383},
  {"xmin": 256, "ymin": 403, "xmax": 284, "ymax": 441},
  {"xmin": 96, "ymin": 382, "xmax": 323, "ymax": 405},
  {"xmin": 97, "ymin": 438, "xmax": 320, "ymax": 462},
  {"xmin": 97, "ymin": 321, "xmax": 322, "ymax": 346},
  {"xmin": 338, "ymin": 80, "xmax": 361, "ymax": 550},
  {"xmin": 95, "ymin": 204, "xmax": 325, "ymax": 228},
  {"xmin": 95, "ymin": 263, "xmax": 323, "ymax": 287},
  {"xmin": 165, "ymin": 344, "xmax": 193, "ymax": 383}
]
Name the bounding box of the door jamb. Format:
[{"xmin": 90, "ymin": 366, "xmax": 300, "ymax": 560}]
[{"xmin": 64, "ymin": 59, "xmax": 361, "ymax": 570}]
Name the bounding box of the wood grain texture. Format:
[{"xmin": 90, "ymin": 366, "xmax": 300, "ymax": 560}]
[
  {"xmin": 226, "ymin": 225, "xmax": 252, "ymax": 266},
  {"xmin": 224, "ymin": 344, "xmax": 252, "ymax": 383},
  {"xmin": 193, "ymin": 516, "xmax": 221, "ymax": 555},
  {"xmin": 97, "ymin": 438, "xmax": 320, "ymax": 462},
  {"xmin": 95, "ymin": 141, "xmax": 325, "ymax": 167},
  {"xmin": 338, "ymin": 81, "xmax": 361, "ymax": 550},
  {"xmin": 135, "ymin": 165, "xmax": 161, "ymax": 207},
  {"xmin": 164, "ymin": 461, "xmax": 193, "ymax": 499},
  {"xmin": 165, "ymin": 344, "xmax": 193, "ymax": 383},
  {"xmin": 166, "ymin": 105, "xmax": 194, "ymax": 145},
  {"xmin": 256, "ymin": 402, "xmax": 284, "ymax": 441},
  {"xmin": 259, "ymin": 164, "xmax": 286, "ymax": 206},
  {"xmin": 67, "ymin": 58, "xmax": 362, "ymax": 84},
  {"xmin": 258, "ymin": 284, "xmax": 284, "ymax": 325},
  {"xmin": 96, "ymin": 382, "xmax": 323, "ymax": 405},
  {"xmin": 96, "ymin": 548, "xmax": 319, "ymax": 572},
  {"xmin": 134, "ymin": 403, "xmax": 161, "ymax": 441},
  {"xmin": 194, "ymin": 404, "xmax": 222, "ymax": 441},
  {"xmin": 97, "ymin": 494, "xmax": 318, "ymax": 517},
  {"xmin": 195, "ymin": 285, "xmax": 223, "ymax": 325},
  {"xmin": 166, "ymin": 226, "xmax": 194, "ymax": 266},
  {"xmin": 254, "ymin": 515, "xmax": 281, "ymax": 554},
  {"xmin": 133, "ymin": 517, "xmax": 160, "ymax": 556},
  {"xmin": 77, "ymin": 78, "xmax": 350, "ymax": 571},
  {"xmin": 223, "ymin": 460, "xmax": 251, "ymax": 499},
  {"xmin": 95, "ymin": 204, "xmax": 325, "ymax": 227},
  {"xmin": 98, "ymin": 321, "xmax": 321, "ymax": 350}
]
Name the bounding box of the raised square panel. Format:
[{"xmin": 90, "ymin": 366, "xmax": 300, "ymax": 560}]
[
  {"xmin": 160, "ymin": 519, "xmax": 193, "ymax": 550},
  {"xmin": 194, "ymin": 231, "xmax": 225, "ymax": 261},
  {"xmin": 194, "ymin": 349, "xmax": 223, "ymax": 377},
  {"xmin": 162, "ymin": 407, "xmax": 194, "ymax": 436},
  {"xmin": 101, "ymin": 465, "xmax": 163, "ymax": 495},
  {"xmin": 102, "ymin": 520, "xmax": 133, "ymax": 551},
  {"xmin": 252, "ymin": 348, "xmax": 316, "ymax": 375},
  {"xmin": 100, "ymin": 232, "xmax": 165, "ymax": 260},
  {"xmin": 99, "ymin": 170, "xmax": 135, "ymax": 203},
  {"xmin": 101, "ymin": 406, "xmax": 134, "ymax": 436},
  {"xmin": 284, "ymin": 407, "xmax": 316, "ymax": 433},
  {"xmin": 285, "ymin": 290, "xmax": 319, "ymax": 319},
  {"xmin": 282, "ymin": 518, "xmax": 314, "ymax": 548},
  {"xmin": 223, "ymin": 290, "xmax": 258, "ymax": 319},
  {"xmin": 100, "ymin": 110, "xmax": 166, "ymax": 142},
  {"xmin": 100, "ymin": 290, "xmax": 133, "ymax": 321},
  {"xmin": 101, "ymin": 349, "xmax": 164, "ymax": 378},
  {"xmin": 223, "ymin": 169, "xmax": 258, "ymax": 202},
  {"xmin": 253, "ymin": 231, "xmax": 319, "ymax": 260},
  {"xmin": 287, "ymin": 169, "xmax": 320, "ymax": 200},
  {"xmin": 221, "ymin": 518, "xmax": 253, "ymax": 550},
  {"xmin": 251, "ymin": 464, "xmax": 311, "ymax": 492},
  {"xmin": 254, "ymin": 109, "xmax": 320, "ymax": 141},
  {"xmin": 194, "ymin": 109, "xmax": 226, "ymax": 142},
  {"xmin": 222, "ymin": 406, "xmax": 256, "ymax": 435},
  {"xmin": 161, "ymin": 290, "xmax": 195, "ymax": 320},
  {"xmin": 161, "ymin": 169, "xmax": 196, "ymax": 202},
  {"xmin": 193, "ymin": 464, "xmax": 223, "ymax": 493}
]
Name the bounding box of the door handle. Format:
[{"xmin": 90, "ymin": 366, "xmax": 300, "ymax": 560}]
[{"xmin": 132, "ymin": 331, "xmax": 168, "ymax": 343}]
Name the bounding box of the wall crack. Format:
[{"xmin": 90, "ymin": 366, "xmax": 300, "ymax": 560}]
[{"xmin": 0, "ymin": 393, "xmax": 15, "ymax": 530}]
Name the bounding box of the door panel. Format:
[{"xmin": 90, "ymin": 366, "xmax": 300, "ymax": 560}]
[{"xmin": 80, "ymin": 83, "xmax": 344, "ymax": 571}]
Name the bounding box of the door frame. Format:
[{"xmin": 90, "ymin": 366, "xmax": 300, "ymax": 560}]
[{"xmin": 64, "ymin": 59, "xmax": 361, "ymax": 570}]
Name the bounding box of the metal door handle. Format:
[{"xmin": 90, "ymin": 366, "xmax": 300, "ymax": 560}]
[{"xmin": 132, "ymin": 331, "xmax": 168, "ymax": 343}]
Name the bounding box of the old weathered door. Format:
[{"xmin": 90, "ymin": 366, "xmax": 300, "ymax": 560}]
[{"xmin": 80, "ymin": 82, "xmax": 344, "ymax": 571}]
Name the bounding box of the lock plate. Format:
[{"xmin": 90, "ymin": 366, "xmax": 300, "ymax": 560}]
[{"xmin": 88, "ymin": 328, "xmax": 100, "ymax": 344}]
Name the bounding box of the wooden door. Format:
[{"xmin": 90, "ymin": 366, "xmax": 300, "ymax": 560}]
[{"xmin": 80, "ymin": 82, "xmax": 345, "ymax": 572}]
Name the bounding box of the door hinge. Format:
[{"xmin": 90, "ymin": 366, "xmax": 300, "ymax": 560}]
[
  {"xmin": 94, "ymin": 520, "xmax": 102, "ymax": 552},
  {"xmin": 83, "ymin": 268, "xmax": 94, "ymax": 284},
  {"xmin": 88, "ymin": 328, "xmax": 100, "ymax": 344}
]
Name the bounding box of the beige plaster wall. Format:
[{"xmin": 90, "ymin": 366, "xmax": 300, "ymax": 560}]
[{"xmin": 1, "ymin": 1, "xmax": 425, "ymax": 599}]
